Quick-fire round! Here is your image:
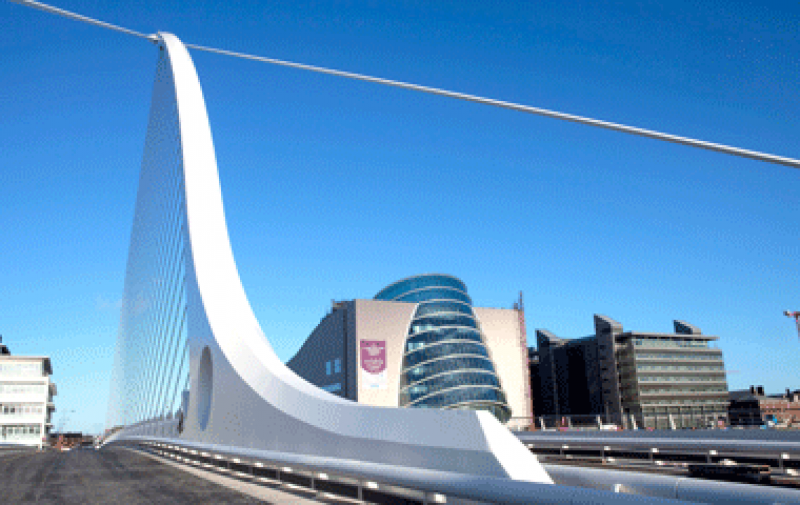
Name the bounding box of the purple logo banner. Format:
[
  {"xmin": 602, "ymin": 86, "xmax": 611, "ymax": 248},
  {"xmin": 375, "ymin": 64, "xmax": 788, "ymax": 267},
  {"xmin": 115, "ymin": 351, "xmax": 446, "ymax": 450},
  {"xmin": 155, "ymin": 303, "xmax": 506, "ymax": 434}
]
[{"xmin": 360, "ymin": 340, "xmax": 386, "ymax": 374}]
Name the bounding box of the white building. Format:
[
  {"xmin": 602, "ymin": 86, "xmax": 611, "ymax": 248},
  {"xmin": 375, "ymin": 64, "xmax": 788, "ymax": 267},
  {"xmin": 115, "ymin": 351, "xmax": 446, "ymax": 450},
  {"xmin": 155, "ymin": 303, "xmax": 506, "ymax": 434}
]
[{"xmin": 0, "ymin": 340, "xmax": 56, "ymax": 448}]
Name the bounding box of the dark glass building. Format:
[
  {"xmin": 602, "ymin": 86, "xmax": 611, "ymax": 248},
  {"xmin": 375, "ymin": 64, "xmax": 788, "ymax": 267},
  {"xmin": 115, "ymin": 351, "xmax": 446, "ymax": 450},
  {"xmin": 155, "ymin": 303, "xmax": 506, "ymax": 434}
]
[{"xmin": 376, "ymin": 274, "xmax": 512, "ymax": 423}]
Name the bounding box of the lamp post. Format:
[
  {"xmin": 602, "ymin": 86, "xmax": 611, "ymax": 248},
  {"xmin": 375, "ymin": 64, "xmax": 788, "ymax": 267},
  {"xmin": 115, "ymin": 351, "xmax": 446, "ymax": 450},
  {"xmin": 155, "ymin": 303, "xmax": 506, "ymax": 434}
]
[{"xmin": 784, "ymin": 311, "xmax": 800, "ymax": 341}]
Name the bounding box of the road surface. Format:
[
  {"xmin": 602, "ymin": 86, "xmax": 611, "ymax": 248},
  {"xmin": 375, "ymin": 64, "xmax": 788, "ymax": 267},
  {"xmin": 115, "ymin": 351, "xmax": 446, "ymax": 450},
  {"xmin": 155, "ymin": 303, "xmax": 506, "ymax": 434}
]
[{"xmin": 0, "ymin": 446, "xmax": 331, "ymax": 504}]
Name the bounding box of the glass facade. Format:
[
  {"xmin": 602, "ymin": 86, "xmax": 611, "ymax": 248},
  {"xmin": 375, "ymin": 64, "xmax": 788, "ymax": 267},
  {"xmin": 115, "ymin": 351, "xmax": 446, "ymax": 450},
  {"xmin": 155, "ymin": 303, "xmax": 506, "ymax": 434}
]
[
  {"xmin": 403, "ymin": 341, "xmax": 490, "ymax": 369},
  {"xmin": 376, "ymin": 274, "xmax": 511, "ymax": 423},
  {"xmin": 400, "ymin": 370, "xmax": 503, "ymax": 404},
  {"xmin": 376, "ymin": 275, "xmax": 467, "ymax": 301},
  {"xmin": 405, "ymin": 327, "xmax": 483, "ymax": 351},
  {"xmin": 395, "ymin": 288, "xmax": 472, "ymax": 305},
  {"xmin": 400, "ymin": 355, "xmax": 499, "ymax": 386}
]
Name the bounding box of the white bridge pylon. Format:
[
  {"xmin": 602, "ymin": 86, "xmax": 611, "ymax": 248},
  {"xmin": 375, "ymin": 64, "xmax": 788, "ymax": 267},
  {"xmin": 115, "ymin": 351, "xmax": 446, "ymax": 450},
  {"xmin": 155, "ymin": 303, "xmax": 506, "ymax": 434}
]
[{"xmin": 105, "ymin": 32, "xmax": 553, "ymax": 484}]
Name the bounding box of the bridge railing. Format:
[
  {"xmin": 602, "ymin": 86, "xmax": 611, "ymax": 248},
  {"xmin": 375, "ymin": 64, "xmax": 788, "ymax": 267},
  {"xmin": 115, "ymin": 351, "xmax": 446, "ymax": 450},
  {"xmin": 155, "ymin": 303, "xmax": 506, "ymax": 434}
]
[
  {"xmin": 102, "ymin": 432, "xmax": 687, "ymax": 505},
  {"xmin": 545, "ymin": 464, "xmax": 800, "ymax": 505},
  {"xmin": 517, "ymin": 431, "xmax": 800, "ymax": 463}
]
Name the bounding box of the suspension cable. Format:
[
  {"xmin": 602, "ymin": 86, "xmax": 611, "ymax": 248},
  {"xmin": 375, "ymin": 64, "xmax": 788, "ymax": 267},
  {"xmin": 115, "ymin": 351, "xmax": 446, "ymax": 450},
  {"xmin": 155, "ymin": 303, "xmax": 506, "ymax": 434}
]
[
  {"xmin": 186, "ymin": 42, "xmax": 800, "ymax": 170},
  {"xmin": 9, "ymin": 0, "xmax": 800, "ymax": 170},
  {"xmin": 9, "ymin": 0, "xmax": 157, "ymax": 42}
]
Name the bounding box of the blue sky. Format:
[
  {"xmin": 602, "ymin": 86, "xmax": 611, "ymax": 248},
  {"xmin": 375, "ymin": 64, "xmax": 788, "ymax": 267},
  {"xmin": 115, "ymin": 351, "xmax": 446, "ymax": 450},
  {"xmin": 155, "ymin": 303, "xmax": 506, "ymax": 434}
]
[{"xmin": 1, "ymin": 0, "xmax": 798, "ymax": 433}]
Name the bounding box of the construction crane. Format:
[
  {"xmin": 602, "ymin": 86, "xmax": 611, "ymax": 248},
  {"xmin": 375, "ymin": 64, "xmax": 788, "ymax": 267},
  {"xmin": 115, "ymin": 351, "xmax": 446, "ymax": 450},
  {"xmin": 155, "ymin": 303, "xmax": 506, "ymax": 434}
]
[{"xmin": 784, "ymin": 311, "xmax": 800, "ymax": 340}]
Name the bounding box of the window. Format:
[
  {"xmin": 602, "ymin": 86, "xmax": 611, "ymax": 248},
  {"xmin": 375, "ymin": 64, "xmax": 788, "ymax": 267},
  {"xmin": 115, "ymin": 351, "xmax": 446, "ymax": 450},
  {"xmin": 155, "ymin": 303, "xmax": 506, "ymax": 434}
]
[
  {"xmin": 0, "ymin": 384, "xmax": 47, "ymax": 395},
  {"xmin": 403, "ymin": 341, "xmax": 489, "ymax": 369},
  {"xmin": 0, "ymin": 403, "xmax": 44, "ymax": 417},
  {"xmin": 334, "ymin": 358, "xmax": 341, "ymax": 374},
  {"xmin": 633, "ymin": 338, "xmax": 709, "ymax": 349},
  {"xmin": 325, "ymin": 361, "xmax": 332, "ymax": 376},
  {"xmin": 407, "ymin": 341, "xmax": 425, "ymax": 352},
  {"xmin": 0, "ymin": 424, "xmax": 40, "ymax": 440},
  {"xmin": 636, "ymin": 352, "xmax": 721, "ymax": 361},
  {"xmin": 0, "ymin": 362, "xmax": 43, "ymax": 377}
]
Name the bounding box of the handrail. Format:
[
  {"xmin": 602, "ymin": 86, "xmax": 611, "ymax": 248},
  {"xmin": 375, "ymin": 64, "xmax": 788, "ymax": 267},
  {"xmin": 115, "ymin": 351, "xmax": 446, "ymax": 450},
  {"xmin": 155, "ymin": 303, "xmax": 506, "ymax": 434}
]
[
  {"xmin": 546, "ymin": 464, "xmax": 800, "ymax": 505},
  {"xmin": 104, "ymin": 433, "xmax": 689, "ymax": 504},
  {"xmin": 518, "ymin": 431, "xmax": 800, "ymax": 455}
]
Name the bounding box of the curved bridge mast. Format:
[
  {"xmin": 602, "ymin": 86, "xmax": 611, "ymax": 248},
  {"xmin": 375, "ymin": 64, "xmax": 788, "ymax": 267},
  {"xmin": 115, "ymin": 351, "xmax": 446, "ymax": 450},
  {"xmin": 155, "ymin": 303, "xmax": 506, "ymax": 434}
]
[{"xmin": 105, "ymin": 32, "xmax": 552, "ymax": 484}]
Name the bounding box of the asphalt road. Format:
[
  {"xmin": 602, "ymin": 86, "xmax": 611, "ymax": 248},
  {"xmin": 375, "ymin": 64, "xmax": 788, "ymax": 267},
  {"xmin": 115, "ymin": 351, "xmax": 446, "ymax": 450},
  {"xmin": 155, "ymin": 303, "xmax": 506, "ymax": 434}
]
[{"xmin": 0, "ymin": 446, "xmax": 270, "ymax": 504}]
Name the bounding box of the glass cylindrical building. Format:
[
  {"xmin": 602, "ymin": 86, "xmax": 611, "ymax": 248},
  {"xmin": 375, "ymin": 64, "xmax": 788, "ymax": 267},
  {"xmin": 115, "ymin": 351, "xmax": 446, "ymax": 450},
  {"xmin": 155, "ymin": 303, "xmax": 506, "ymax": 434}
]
[{"xmin": 375, "ymin": 274, "xmax": 511, "ymax": 423}]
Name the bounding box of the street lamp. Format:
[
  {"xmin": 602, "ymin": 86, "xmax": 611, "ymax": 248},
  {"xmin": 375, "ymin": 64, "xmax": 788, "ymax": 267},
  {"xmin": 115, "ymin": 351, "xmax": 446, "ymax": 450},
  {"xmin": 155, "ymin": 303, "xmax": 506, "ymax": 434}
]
[{"xmin": 784, "ymin": 311, "xmax": 800, "ymax": 341}]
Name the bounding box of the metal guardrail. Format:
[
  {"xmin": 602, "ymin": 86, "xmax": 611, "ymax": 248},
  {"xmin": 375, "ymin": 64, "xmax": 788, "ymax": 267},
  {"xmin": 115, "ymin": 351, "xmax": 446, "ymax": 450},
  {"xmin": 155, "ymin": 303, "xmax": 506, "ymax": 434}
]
[
  {"xmin": 544, "ymin": 464, "xmax": 800, "ymax": 505},
  {"xmin": 103, "ymin": 436, "xmax": 690, "ymax": 504},
  {"xmin": 517, "ymin": 431, "xmax": 800, "ymax": 474}
]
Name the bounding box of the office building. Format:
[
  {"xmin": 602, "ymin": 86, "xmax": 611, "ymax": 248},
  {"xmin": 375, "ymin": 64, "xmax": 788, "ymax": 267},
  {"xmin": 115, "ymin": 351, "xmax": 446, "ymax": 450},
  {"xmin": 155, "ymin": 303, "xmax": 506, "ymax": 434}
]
[
  {"xmin": 535, "ymin": 316, "xmax": 728, "ymax": 429},
  {"xmin": 287, "ymin": 274, "xmax": 533, "ymax": 428},
  {"xmin": 0, "ymin": 338, "xmax": 56, "ymax": 448},
  {"xmin": 527, "ymin": 347, "xmax": 543, "ymax": 421}
]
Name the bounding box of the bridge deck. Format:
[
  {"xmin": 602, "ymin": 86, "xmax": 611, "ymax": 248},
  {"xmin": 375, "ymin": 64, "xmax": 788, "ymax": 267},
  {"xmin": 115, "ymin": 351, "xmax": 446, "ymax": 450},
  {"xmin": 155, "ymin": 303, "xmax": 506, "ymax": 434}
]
[{"xmin": 0, "ymin": 446, "xmax": 339, "ymax": 504}]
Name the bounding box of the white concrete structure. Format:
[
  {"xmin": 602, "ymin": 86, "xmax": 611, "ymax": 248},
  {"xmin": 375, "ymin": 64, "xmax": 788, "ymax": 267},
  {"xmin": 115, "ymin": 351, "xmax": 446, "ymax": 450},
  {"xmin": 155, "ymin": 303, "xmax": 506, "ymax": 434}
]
[
  {"xmin": 0, "ymin": 341, "xmax": 56, "ymax": 448},
  {"xmin": 105, "ymin": 33, "xmax": 552, "ymax": 484}
]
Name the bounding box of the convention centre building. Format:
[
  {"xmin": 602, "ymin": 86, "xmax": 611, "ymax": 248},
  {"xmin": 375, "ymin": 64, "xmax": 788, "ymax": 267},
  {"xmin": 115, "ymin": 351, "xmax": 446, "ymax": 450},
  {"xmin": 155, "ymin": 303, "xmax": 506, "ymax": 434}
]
[{"xmin": 287, "ymin": 274, "xmax": 532, "ymax": 428}]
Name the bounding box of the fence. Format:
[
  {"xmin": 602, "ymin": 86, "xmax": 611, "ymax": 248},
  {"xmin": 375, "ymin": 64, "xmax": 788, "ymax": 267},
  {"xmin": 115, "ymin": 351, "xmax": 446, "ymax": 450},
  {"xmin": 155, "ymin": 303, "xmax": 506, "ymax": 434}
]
[{"xmin": 529, "ymin": 413, "xmax": 731, "ymax": 431}]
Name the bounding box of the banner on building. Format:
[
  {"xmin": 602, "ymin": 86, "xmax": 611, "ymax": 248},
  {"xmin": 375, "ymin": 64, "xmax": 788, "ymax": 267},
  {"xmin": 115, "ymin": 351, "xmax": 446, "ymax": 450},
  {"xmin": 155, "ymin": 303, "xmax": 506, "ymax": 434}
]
[{"xmin": 360, "ymin": 340, "xmax": 387, "ymax": 390}]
